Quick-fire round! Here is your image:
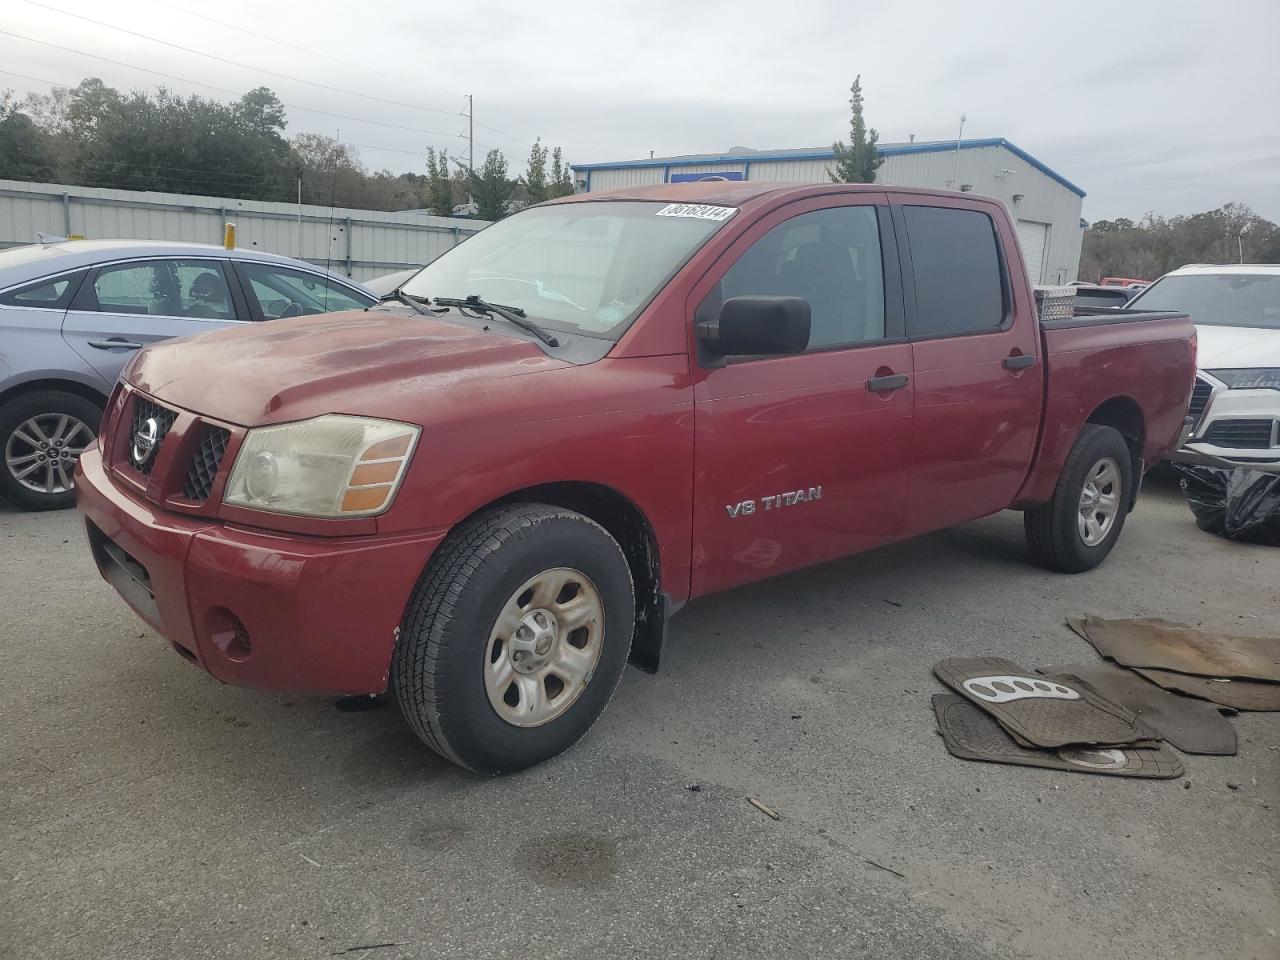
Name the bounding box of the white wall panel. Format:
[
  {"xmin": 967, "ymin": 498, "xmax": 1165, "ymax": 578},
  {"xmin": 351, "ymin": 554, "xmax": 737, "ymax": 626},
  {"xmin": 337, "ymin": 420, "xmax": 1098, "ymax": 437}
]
[{"xmin": 0, "ymin": 179, "xmax": 488, "ymax": 281}]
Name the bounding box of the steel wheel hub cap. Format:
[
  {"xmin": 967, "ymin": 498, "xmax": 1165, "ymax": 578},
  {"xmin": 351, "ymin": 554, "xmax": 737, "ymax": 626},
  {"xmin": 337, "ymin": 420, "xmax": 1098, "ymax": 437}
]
[
  {"xmin": 5, "ymin": 413, "xmax": 93, "ymax": 495},
  {"xmin": 1077, "ymin": 456, "xmax": 1120, "ymax": 547},
  {"xmin": 484, "ymin": 567, "xmax": 604, "ymax": 728}
]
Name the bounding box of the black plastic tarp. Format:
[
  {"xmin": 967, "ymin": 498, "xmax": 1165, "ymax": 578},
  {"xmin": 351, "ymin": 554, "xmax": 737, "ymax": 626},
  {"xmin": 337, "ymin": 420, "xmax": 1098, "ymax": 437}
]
[{"xmin": 1176, "ymin": 464, "xmax": 1280, "ymax": 545}]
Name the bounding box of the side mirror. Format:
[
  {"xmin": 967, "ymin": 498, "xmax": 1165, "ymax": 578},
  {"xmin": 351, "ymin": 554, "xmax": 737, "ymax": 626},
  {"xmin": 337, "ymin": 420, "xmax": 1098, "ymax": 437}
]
[{"xmin": 699, "ymin": 295, "xmax": 811, "ymax": 358}]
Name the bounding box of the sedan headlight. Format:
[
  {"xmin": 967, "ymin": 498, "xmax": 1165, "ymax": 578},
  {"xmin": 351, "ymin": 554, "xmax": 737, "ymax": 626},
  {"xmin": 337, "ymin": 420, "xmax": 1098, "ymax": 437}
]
[
  {"xmin": 224, "ymin": 415, "xmax": 420, "ymax": 518},
  {"xmin": 1206, "ymin": 368, "xmax": 1280, "ymax": 391}
]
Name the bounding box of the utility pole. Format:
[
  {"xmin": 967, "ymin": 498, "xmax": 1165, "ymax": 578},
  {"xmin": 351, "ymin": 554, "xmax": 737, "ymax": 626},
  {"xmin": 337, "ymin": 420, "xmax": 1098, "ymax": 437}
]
[
  {"xmin": 466, "ymin": 94, "xmax": 474, "ymax": 208},
  {"xmin": 948, "ymin": 114, "xmax": 967, "ymax": 188}
]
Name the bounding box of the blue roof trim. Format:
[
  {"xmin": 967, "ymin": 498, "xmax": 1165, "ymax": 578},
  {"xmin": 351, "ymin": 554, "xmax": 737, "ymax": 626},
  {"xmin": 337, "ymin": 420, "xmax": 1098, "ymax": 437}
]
[{"xmin": 572, "ymin": 137, "xmax": 1085, "ymax": 198}]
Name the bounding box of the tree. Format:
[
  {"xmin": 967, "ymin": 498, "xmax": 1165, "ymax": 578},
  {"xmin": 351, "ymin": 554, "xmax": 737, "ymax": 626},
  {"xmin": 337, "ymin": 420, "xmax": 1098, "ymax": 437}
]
[
  {"xmin": 1079, "ymin": 203, "xmax": 1280, "ymax": 281},
  {"xmin": 524, "ymin": 138, "xmax": 548, "ymax": 204},
  {"xmin": 0, "ymin": 92, "xmax": 58, "ymax": 181},
  {"xmin": 290, "ymin": 133, "xmax": 369, "ymax": 207},
  {"xmin": 548, "ymin": 146, "xmax": 574, "ymax": 198},
  {"xmin": 424, "ymin": 146, "xmax": 455, "ymax": 214},
  {"xmin": 830, "ymin": 76, "xmax": 882, "ymax": 184},
  {"xmin": 464, "ymin": 148, "xmax": 514, "ymax": 220}
]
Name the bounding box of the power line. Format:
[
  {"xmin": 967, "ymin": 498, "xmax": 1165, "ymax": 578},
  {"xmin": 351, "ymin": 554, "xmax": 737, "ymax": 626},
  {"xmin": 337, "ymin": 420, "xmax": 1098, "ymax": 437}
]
[
  {"xmin": 0, "ymin": 31, "xmax": 503, "ymax": 154},
  {"xmin": 26, "ymin": 0, "xmax": 465, "ymax": 121},
  {"xmin": 140, "ymin": 0, "xmax": 537, "ymax": 149}
]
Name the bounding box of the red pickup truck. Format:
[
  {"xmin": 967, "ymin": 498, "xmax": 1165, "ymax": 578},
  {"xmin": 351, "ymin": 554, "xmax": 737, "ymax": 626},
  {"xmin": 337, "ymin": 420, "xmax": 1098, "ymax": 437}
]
[{"xmin": 75, "ymin": 183, "xmax": 1196, "ymax": 773}]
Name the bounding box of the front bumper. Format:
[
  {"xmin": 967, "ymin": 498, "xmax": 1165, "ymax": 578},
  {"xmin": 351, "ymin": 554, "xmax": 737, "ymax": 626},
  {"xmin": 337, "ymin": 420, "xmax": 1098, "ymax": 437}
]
[
  {"xmin": 75, "ymin": 445, "xmax": 447, "ymax": 695},
  {"xmin": 1176, "ymin": 378, "xmax": 1279, "ymax": 471}
]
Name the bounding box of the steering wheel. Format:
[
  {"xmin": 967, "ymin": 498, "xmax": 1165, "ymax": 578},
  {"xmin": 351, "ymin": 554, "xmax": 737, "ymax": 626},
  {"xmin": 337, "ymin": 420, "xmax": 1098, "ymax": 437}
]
[{"xmin": 279, "ymin": 302, "xmax": 304, "ymax": 318}]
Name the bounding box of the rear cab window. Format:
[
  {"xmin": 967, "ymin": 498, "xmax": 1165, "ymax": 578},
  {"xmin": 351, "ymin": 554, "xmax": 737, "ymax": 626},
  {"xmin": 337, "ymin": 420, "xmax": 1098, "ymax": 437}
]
[{"xmin": 902, "ymin": 205, "xmax": 1009, "ymax": 338}]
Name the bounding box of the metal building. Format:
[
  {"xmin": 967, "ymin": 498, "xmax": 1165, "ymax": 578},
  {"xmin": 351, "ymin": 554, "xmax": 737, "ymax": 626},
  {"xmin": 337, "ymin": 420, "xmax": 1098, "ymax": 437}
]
[
  {"xmin": 572, "ymin": 139, "xmax": 1085, "ymax": 283},
  {"xmin": 0, "ymin": 179, "xmax": 488, "ymax": 282}
]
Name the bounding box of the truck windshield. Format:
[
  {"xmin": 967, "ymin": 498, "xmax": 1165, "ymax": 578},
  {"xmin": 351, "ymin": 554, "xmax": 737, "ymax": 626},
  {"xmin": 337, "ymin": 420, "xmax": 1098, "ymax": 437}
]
[
  {"xmin": 1128, "ymin": 273, "xmax": 1280, "ymax": 330},
  {"xmin": 400, "ymin": 201, "xmax": 734, "ymax": 339}
]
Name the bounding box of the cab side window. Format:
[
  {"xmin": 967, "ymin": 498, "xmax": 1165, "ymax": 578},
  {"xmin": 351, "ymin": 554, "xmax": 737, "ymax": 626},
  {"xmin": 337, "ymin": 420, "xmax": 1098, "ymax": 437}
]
[
  {"xmin": 715, "ymin": 206, "xmax": 886, "ymax": 351},
  {"xmin": 902, "ymin": 206, "xmax": 1007, "ymax": 337}
]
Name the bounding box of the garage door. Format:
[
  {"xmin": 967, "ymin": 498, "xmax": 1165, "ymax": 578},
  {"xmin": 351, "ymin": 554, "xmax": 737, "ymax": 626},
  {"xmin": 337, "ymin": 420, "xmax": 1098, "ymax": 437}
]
[{"xmin": 1016, "ymin": 220, "xmax": 1049, "ymax": 284}]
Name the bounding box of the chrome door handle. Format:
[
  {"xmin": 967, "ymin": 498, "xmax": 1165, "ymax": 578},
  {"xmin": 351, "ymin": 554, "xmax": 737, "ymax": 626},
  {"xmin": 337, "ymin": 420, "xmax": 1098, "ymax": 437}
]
[{"xmin": 87, "ymin": 339, "xmax": 143, "ymax": 350}]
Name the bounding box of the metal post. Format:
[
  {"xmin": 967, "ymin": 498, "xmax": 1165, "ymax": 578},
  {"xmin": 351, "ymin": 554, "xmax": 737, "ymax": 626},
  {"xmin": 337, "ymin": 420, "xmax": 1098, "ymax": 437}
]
[
  {"xmin": 344, "ymin": 217, "xmax": 353, "ymax": 277},
  {"xmin": 297, "ymin": 177, "xmax": 303, "ymax": 258},
  {"xmin": 949, "ymin": 114, "xmax": 966, "ymax": 189},
  {"xmin": 62, "ymin": 192, "xmax": 71, "ymax": 235},
  {"xmin": 467, "ymin": 94, "xmax": 474, "ymax": 178}
]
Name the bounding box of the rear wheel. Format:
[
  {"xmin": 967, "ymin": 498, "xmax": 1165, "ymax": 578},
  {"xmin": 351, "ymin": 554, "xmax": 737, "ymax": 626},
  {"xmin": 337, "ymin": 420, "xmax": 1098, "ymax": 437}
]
[
  {"xmin": 1024, "ymin": 424, "xmax": 1133, "ymax": 573},
  {"xmin": 393, "ymin": 503, "xmax": 635, "ymax": 773},
  {"xmin": 0, "ymin": 390, "xmax": 101, "ymax": 511}
]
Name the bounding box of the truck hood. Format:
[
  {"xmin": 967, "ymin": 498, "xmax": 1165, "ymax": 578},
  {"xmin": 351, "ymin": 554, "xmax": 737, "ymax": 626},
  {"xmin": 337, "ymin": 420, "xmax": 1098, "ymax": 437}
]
[
  {"xmin": 1195, "ymin": 324, "xmax": 1280, "ymax": 370},
  {"xmin": 127, "ymin": 309, "xmax": 565, "ymax": 426}
]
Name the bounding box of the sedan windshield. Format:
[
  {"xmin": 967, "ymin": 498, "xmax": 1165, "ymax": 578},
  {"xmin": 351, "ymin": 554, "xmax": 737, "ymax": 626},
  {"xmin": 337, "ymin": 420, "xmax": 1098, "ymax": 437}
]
[
  {"xmin": 400, "ymin": 201, "xmax": 734, "ymax": 339},
  {"xmin": 1128, "ymin": 273, "xmax": 1280, "ymax": 329}
]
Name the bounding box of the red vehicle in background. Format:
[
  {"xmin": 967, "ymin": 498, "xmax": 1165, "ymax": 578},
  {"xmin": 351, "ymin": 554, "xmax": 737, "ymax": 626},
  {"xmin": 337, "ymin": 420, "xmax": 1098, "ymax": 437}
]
[
  {"xmin": 75, "ymin": 183, "xmax": 1196, "ymax": 773},
  {"xmin": 1101, "ymin": 277, "xmax": 1151, "ymax": 288}
]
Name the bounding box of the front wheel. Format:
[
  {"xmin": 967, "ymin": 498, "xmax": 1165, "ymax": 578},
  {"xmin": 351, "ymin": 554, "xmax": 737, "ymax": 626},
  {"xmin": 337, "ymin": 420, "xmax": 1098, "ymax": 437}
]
[
  {"xmin": 1024, "ymin": 424, "xmax": 1133, "ymax": 573},
  {"xmin": 393, "ymin": 504, "xmax": 635, "ymax": 774}
]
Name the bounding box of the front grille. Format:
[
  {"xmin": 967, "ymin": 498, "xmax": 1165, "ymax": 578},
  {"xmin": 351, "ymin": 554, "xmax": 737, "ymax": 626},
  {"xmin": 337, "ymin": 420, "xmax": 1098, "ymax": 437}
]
[
  {"xmin": 183, "ymin": 427, "xmax": 231, "ymax": 501},
  {"xmin": 1202, "ymin": 418, "xmax": 1277, "ymax": 450},
  {"xmin": 129, "ymin": 397, "xmax": 178, "ymax": 475},
  {"xmin": 1186, "ymin": 376, "xmax": 1213, "ymax": 425}
]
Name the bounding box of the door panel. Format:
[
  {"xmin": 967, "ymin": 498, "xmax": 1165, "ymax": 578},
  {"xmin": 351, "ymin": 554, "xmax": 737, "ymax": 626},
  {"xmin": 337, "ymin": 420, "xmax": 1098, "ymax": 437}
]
[
  {"xmin": 689, "ymin": 194, "xmax": 915, "ymax": 597},
  {"xmin": 62, "ymin": 258, "xmax": 242, "ymax": 385},
  {"xmin": 693, "ymin": 343, "xmax": 914, "ymax": 594},
  {"xmin": 895, "ymin": 200, "xmax": 1042, "ymax": 536}
]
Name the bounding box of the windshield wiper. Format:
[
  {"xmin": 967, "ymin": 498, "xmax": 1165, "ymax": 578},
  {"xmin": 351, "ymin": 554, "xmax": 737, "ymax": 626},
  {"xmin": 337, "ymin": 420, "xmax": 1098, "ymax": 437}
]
[
  {"xmin": 379, "ymin": 288, "xmax": 434, "ymax": 315},
  {"xmin": 433, "ymin": 294, "xmax": 560, "ymax": 347}
]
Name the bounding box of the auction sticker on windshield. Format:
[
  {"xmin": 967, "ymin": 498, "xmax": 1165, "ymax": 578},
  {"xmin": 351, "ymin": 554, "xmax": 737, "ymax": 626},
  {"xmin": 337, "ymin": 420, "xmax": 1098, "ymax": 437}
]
[{"xmin": 655, "ymin": 203, "xmax": 737, "ymax": 221}]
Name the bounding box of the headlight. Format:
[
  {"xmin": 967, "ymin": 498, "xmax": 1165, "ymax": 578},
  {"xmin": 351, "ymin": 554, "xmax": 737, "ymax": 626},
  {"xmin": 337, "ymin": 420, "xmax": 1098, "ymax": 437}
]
[
  {"xmin": 223, "ymin": 415, "xmax": 420, "ymax": 518},
  {"xmin": 1206, "ymin": 368, "xmax": 1280, "ymax": 391}
]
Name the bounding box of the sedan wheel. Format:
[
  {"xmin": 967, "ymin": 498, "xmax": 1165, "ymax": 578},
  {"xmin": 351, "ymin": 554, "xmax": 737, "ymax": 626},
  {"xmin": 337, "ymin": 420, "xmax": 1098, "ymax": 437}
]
[{"xmin": 5, "ymin": 413, "xmax": 94, "ymax": 496}]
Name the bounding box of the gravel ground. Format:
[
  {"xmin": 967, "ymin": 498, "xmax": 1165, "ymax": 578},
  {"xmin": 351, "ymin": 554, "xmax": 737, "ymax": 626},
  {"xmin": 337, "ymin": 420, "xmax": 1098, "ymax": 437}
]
[{"xmin": 2, "ymin": 474, "xmax": 1277, "ymax": 960}]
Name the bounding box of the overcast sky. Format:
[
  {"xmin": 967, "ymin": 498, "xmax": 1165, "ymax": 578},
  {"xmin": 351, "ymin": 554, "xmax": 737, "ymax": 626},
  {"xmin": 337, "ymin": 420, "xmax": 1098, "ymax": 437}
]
[{"xmin": 4, "ymin": 0, "xmax": 1279, "ymax": 221}]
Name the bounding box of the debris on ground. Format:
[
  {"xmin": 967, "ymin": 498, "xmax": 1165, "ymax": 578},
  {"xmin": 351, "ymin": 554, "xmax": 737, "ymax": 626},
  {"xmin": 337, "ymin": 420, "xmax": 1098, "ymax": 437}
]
[
  {"xmin": 1066, "ymin": 616, "xmax": 1280, "ymax": 684},
  {"xmin": 932, "ymin": 694, "xmax": 1184, "ymax": 779},
  {"xmin": 747, "ymin": 797, "xmax": 781, "ymax": 820},
  {"xmin": 686, "ymin": 783, "xmax": 702, "ymax": 793},
  {"xmin": 1175, "ymin": 464, "xmax": 1280, "ymax": 545}
]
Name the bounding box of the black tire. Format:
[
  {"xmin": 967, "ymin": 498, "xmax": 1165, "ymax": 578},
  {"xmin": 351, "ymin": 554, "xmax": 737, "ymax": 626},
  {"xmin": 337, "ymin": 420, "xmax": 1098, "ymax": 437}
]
[
  {"xmin": 0, "ymin": 390, "xmax": 102, "ymax": 511},
  {"xmin": 393, "ymin": 503, "xmax": 635, "ymax": 774},
  {"xmin": 1024, "ymin": 424, "xmax": 1133, "ymax": 573}
]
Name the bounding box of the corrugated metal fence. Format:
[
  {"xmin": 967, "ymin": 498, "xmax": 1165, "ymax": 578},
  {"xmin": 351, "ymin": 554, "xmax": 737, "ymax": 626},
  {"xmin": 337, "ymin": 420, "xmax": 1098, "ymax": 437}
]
[{"xmin": 0, "ymin": 179, "xmax": 489, "ymax": 282}]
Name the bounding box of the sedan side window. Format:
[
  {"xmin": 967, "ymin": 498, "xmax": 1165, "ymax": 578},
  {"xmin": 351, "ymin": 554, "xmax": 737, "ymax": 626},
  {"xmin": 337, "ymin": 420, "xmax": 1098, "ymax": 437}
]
[
  {"xmin": 237, "ymin": 262, "xmax": 371, "ymax": 320},
  {"xmin": 714, "ymin": 206, "xmax": 886, "ymax": 351},
  {"xmin": 0, "ymin": 272, "xmax": 86, "ymax": 309},
  {"xmin": 90, "ymin": 260, "xmax": 235, "ymax": 320}
]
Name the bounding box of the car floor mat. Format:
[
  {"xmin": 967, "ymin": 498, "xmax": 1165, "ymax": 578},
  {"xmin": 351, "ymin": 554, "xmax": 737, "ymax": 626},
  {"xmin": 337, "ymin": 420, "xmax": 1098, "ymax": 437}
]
[
  {"xmin": 1038, "ymin": 662, "xmax": 1237, "ymax": 755},
  {"xmin": 1067, "ymin": 616, "xmax": 1280, "ymax": 683},
  {"xmin": 1131, "ymin": 667, "xmax": 1280, "ymax": 713},
  {"xmin": 933, "ymin": 657, "xmax": 1157, "ymax": 748},
  {"xmin": 932, "ymin": 695, "xmax": 1184, "ymax": 779}
]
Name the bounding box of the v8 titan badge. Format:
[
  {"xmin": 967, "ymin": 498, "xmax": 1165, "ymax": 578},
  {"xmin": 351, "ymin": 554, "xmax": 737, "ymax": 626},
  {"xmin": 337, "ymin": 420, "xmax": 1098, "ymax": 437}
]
[{"xmin": 726, "ymin": 486, "xmax": 822, "ymax": 518}]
